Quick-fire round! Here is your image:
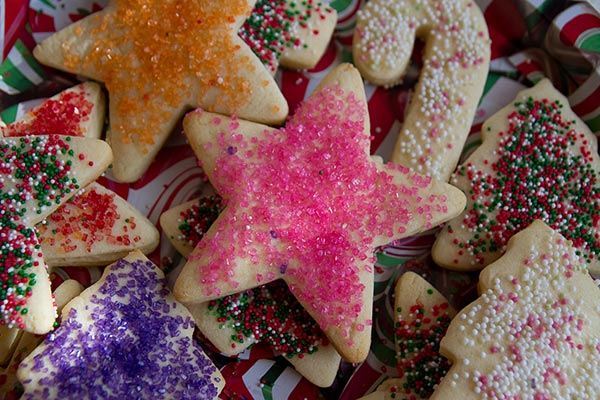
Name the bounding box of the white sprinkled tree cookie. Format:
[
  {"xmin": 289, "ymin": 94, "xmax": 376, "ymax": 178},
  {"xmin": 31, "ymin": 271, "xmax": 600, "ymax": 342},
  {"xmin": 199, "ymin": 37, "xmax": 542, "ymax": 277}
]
[
  {"xmin": 359, "ymin": 272, "xmax": 456, "ymax": 400},
  {"xmin": 33, "ymin": 0, "xmax": 289, "ymax": 182},
  {"xmin": 433, "ymin": 79, "xmax": 600, "ymax": 273},
  {"xmin": 0, "ymin": 135, "xmax": 112, "ymax": 334},
  {"xmin": 17, "ymin": 251, "xmax": 224, "ymax": 399},
  {"xmin": 431, "ymin": 220, "xmax": 600, "ymax": 399},
  {"xmin": 353, "ymin": 0, "xmax": 490, "ymax": 181},
  {"xmin": 176, "ymin": 63, "xmax": 466, "ymax": 363}
]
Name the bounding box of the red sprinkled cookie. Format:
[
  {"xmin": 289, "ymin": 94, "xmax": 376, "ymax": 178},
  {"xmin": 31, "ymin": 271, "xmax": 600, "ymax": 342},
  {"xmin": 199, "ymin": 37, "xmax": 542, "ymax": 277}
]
[
  {"xmin": 175, "ymin": 63, "xmax": 466, "ymax": 363},
  {"xmin": 433, "ymin": 79, "xmax": 600, "ymax": 274},
  {"xmin": 431, "ymin": 220, "xmax": 600, "ymax": 399},
  {"xmin": 0, "ymin": 82, "xmax": 105, "ymax": 139},
  {"xmin": 32, "ymin": 0, "xmax": 289, "ymax": 182}
]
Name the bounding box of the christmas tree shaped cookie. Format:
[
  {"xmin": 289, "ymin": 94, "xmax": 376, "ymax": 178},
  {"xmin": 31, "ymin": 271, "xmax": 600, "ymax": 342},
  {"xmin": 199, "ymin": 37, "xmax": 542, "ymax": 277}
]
[
  {"xmin": 431, "ymin": 220, "xmax": 600, "ymax": 399},
  {"xmin": 33, "ymin": 0, "xmax": 288, "ymax": 182},
  {"xmin": 433, "ymin": 79, "xmax": 600, "ymax": 273},
  {"xmin": 0, "ymin": 135, "xmax": 112, "ymax": 334},
  {"xmin": 17, "ymin": 251, "xmax": 224, "ymax": 399},
  {"xmin": 175, "ymin": 63, "xmax": 466, "ymax": 362}
]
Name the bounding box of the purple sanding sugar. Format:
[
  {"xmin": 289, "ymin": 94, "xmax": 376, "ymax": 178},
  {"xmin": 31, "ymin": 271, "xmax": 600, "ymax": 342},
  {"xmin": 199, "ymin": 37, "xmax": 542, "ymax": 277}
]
[{"xmin": 19, "ymin": 258, "xmax": 221, "ymax": 399}]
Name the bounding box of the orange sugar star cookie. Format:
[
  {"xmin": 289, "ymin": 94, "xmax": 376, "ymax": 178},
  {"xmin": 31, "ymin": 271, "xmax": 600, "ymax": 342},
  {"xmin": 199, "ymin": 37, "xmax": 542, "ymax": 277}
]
[{"xmin": 33, "ymin": 0, "xmax": 289, "ymax": 182}]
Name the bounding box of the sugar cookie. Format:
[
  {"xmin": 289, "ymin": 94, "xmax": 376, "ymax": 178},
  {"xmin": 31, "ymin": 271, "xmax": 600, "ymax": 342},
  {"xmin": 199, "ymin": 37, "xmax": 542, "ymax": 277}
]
[
  {"xmin": 433, "ymin": 79, "xmax": 600, "ymax": 273},
  {"xmin": 353, "ymin": 0, "xmax": 490, "ymax": 181},
  {"xmin": 38, "ymin": 182, "xmax": 159, "ymax": 266},
  {"xmin": 240, "ymin": 0, "xmax": 337, "ymax": 74},
  {"xmin": 0, "ymin": 82, "xmax": 105, "ymax": 139},
  {"xmin": 175, "ymin": 63, "xmax": 466, "ymax": 362},
  {"xmin": 188, "ymin": 280, "xmax": 341, "ymax": 387},
  {"xmin": 17, "ymin": 251, "xmax": 224, "ymax": 399},
  {"xmin": 359, "ymin": 271, "xmax": 456, "ymax": 400},
  {"xmin": 0, "ymin": 135, "xmax": 112, "ymax": 334},
  {"xmin": 0, "ymin": 280, "xmax": 83, "ymax": 399},
  {"xmin": 33, "ymin": 0, "xmax": 289, "ymax": 182},
  {"xmin": 431, "ymin": 220, "xmax": 600, "ymax": 399}
]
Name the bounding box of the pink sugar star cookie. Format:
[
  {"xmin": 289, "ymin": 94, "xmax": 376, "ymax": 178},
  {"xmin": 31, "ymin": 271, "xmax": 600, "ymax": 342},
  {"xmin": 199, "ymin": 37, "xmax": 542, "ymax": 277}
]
[{"xmin": 175, "ymin": 63, "xmax": 466, "ymax": 362}]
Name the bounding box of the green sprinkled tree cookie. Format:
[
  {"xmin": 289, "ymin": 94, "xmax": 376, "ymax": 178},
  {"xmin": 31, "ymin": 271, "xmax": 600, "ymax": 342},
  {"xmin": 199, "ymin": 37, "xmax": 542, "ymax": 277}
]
[{"xmin": 433, "ymin": 79, "xmax": 600, "ymax": 273}]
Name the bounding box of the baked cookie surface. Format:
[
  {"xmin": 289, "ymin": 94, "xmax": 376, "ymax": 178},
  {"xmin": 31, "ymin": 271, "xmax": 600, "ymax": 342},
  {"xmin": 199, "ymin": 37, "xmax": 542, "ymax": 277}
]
[
  {"xmin": 33, "ymin": 0, "xmax": 289, "ymax": 182},
  {"xmin": 431, "ymin": 220, "xmax": 600, "ymax": 399},
  {"xmin": 17, "ymin": 251, "xmax": 224, "ymax": 399},
  {"xmin": 176, "ymin": 63, "xmax": 466, "ymax": 363},
  {"xmin": 433, "ymin": 79, "xmax": 600, "ymax": 273}
]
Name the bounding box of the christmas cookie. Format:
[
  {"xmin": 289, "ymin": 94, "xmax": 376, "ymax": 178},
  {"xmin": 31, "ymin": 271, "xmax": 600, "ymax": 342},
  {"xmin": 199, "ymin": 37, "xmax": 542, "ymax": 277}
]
[
  {"xmin": 359, "ymin": 272, "xmax": 456, "ymax": 400},
  {"xmin": 353, "ymin": 0, "xmax": 490, "ymax": 181},
  {"xmin": 161, "ymin": 194, "xmax": 339, "ymax": 386},
  {"xmin": 432, "ymin": 79, "xmax": 600, "ymax": 273},
  {"xmin": 0, "ymin": 280, "xmax": 83, "ymax": 399},
  {"xmin": 38, "ymin": 182, "xmax": 160, "ymax": 267},
  {"xmin": 33, "ymin": 0, "xmax": 289, "ymax": 182},
  {"xmin": 17, "ymin": 251, "xmax": 224, "ymax": 399},
  {"xmin": 189, "ymin": 280, "xmax": 341, "ymax": 387},
  {"xmin": 0, "ymin": 135, "xmax": 112, "ymax": 334},
  {"xmin": 175, "ymin": 63, "xmax": 466, "ymax": 363},
  {"xmin": 160, "ymin": 194, "xmax": 224, "ymax": 258},
  {"xmin": 431, "ymin": 220, "xmax": 600, "ymax": 399},
  {"xmin": 0, "ymin": 82, "xmax": 105, "ymax": 139},
  {"xmin": 240, "ymin": 0, "xmax": 337, "ymax": 74}
]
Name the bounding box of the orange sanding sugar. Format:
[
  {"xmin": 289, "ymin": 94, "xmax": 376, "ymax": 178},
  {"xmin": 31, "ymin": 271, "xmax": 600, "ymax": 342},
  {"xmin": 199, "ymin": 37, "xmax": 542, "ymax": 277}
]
[{"xmin": 69, "ymin": 0, "xmax": 254, "ymax": 147}]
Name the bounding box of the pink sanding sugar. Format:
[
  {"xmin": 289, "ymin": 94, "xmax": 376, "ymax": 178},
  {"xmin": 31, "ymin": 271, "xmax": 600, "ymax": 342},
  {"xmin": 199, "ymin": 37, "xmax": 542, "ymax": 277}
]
[{"xmin": 194, "ymin": 85, "xmax": 448, "ymax": 331}]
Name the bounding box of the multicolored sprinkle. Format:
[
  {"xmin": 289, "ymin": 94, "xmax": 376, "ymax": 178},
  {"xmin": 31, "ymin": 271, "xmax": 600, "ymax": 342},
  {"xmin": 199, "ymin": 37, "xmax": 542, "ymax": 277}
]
[
  {"xmin": 0, "ymin": 135, "xmax": 82, "ymax": 328},
  {"xmin": 207, "ymin": 280, "xmax": 326, "ymax": 358}
]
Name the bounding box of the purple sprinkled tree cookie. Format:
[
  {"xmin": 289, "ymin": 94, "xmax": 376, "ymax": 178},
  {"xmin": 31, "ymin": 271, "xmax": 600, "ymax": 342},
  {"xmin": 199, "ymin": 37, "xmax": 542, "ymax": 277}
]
[{"xmin": 16, "ymin": 251, "xmax": 224, "ymax": 399}]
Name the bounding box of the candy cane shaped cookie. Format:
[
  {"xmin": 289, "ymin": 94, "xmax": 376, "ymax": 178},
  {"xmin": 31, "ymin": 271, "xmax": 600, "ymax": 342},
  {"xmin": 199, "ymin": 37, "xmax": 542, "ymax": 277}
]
[{"xmin": 353, "ymin": 0, "xmax": 490, "ymax": 181}]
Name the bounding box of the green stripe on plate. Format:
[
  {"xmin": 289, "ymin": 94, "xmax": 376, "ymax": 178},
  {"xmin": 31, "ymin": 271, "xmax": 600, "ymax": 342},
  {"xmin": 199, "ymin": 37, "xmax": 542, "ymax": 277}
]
[{"xmin": 260, "ymin": 361, "xmax": 288, "ymax": 400}]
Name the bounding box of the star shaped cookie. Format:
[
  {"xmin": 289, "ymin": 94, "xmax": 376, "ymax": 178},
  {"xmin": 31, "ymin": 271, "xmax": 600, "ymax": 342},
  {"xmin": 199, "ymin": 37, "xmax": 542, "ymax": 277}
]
[
  {"xmin": 433, "ymin": 79, "xmax": 600, "ymax": 273},
  {"xmin": 0, "ymin": 135, "xmax": 112, "ymax": 333},
  {"xmin": 431, "ymin": 220, "xmax": 600, "ymax": 399},
  {"xmin": 17, "ymin": 251, "xmax": 224, "ymax": 399},
  {"xmin": 33, "ymin": 0, "xmax": 289, "ymax": 182},
  {"xmin": 160, "ymin": 195, "xmax": 339, "ymax": 386},
  {"xmin": 175, "ymin": 63, "xmax": 466, "ymax": 362}
]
